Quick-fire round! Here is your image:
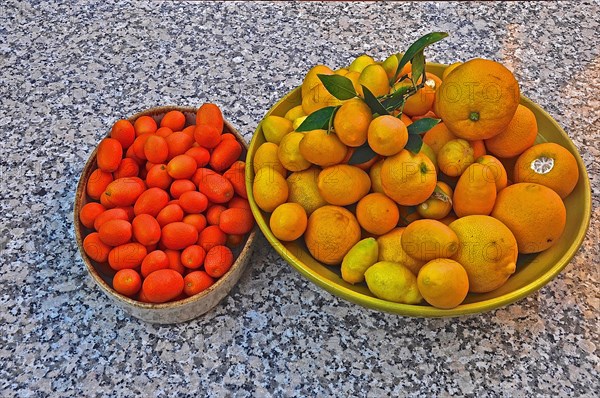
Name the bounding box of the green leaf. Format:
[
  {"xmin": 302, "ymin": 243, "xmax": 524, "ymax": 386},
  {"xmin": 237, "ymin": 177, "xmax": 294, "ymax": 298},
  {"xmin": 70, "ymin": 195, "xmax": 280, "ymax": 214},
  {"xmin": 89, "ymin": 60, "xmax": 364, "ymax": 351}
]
[
  {"xmin": 348, "ymin": 143, "xmax": 378, "ymax": 165},
  {"xmin": 405, "ymin": 133, "xmax": 423, "ymax": 153},
  {"xmin": 393, "ymin": 32, "xmax": 449, "ymax": 83},
  {"xmin": 411, "ymin": 49, "xmax": 425, "ymax": 85},
  {"xmin": 382, "ymin": 84, "xmax": 412, "ymax": 112},
  {"xmin": 317, "ymin": 74, "xmax": 357, "ymax": 100},
  {"xmin": 407, "ymin": 118, "xmax": 441, "ymax": 135},
  {"xmin": 361, "ymin": 85, "xmax": 389, "ymax": 116},
  {"xmin": 296, "ymin": 106, "xmax": 337, "ymax": 132}
]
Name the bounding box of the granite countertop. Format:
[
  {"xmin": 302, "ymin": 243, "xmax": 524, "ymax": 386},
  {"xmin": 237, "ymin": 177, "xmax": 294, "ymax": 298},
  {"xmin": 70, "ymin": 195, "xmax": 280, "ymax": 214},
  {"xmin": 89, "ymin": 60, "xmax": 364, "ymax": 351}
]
[{"xmin": 1, "ymin": 1, "xmax": 598, "ymax": 396}]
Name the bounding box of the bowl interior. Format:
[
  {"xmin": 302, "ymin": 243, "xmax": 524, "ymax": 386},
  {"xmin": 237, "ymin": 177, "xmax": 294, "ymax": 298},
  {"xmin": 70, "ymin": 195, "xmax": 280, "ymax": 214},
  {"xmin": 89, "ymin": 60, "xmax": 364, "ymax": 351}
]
[
  {"xmin": 245, "ymin": 64, "xmax": 592, "ymax": 317},
  {"xmin": 74, "ymin": 106, "xmax": 255, "ymax": 313}
]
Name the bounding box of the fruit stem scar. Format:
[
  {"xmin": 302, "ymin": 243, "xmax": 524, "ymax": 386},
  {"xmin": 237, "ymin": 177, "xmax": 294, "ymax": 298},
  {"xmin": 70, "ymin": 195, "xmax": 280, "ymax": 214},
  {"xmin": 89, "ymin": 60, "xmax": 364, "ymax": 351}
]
[{"xmin": 469, "ymin": 112, "xmax": 480, "ymax": 121}]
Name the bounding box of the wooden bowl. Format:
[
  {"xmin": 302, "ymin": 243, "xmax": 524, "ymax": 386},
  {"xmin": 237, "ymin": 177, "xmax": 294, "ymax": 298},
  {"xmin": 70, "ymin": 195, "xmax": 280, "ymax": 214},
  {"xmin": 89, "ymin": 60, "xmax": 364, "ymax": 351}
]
[
  {"xmin": 74, "ymin": 106, "xmax": 256, "ymax": 324},
  {"xmin": 245, "ymin": 63, "xmax": 592, "ymax": 317}
]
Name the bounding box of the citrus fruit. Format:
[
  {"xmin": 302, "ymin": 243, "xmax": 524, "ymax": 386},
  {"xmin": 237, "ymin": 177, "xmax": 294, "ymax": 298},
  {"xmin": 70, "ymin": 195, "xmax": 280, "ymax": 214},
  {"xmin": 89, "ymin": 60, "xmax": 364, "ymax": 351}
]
[
  {"xmin": 302, "ymin": 83, "xmax": 344, "ymax": 115},
  {"xmin": 278, "ymin": 132, "xmax": 311, "ymax": 172},
  {"xmin": 358, "ymin": 64, "xmax": 389, "ymax": 97},
  {"xmin": 369, "ymin": 159, "xmax": 385, "ymax": 194},
  {"xmin": 253, "ymin": 167, "xmax": 289, "ymax": 212},
  {"xmin": 442, "ymin": 62, "xmax": 462, "ymax": 80},
  {"xmin": 270, "ymin": 203, "xmax": 308, "ymax": 242},
  {"xmin": 262, "ymin": 115, "xmax": 293, "ymax": 145},
  {"xmin": 435, "ymin": 58, "xmax": 520, "ymax": 140},
  {"xmin": 449, "ymin": 215, "xmax": 518, "ymax": 293},
  {"xmin": 367, "ymin": 115, "xmax": 408, "ymax": 156},
  {"xmin": 491, "ymin": 182, "xmax": 566, "ymax": 253},
  {"xmin": 253, "ymin": 142, "xmax": 287, "ymax": 176},
  {"xmin": 299, "ymin": 129, "xmax": 348, "ymax": 167},
  {"xmin": 401, "ymin": 219, "xmax": 459, "ymax": 261},
  {"xmin": 438, "ymin": 138, "xmax": 475, "ymax": 177},
  {"xmin": 341, "ymin": 238, "xmax": 379, "ymax": 284},
  {"xmin": 317, "ymin": 164, "xmax": 371, "ymax": 206},
  {"xmin": 356, "ymin": 193, "xmax": 400, "ymax": 235},
  {"xmin": 476, "ymin": 155, "xmax": 508, "ymax": 191},
  {"xmin": 364, "ymin": 261, "xmax": 422, "ymax": 304},
  {"xmin": 380, "ymin": 149, "xmax": 437, "ymax": 206},
  {"xmin": 376, "ymin": 227, "xmax": 425, "ymax": 275},
  {"xmin": 453, "ymin": 163, "xmax": 497, "ymax": 217},
  {"xmin": 284, "ymin": 105, "xmax": 306, "ymax": 122},
  {"xmin": 417, "ymin": 181, "xmax": 453, "ymax": 219},
  {"xmin": 484, "ymin": 104, "xmax": 538, "ymax": 158},
  {"xmin": 422, "ymin": 122, "xmax": 457, "ymax": 155},
  {"xmin": 513, "ymin": 142, "xmax": 579, "ymax": 198},
  {"xmin": 333, "ymin": 98, "xmax": 373, "ymax": 147},
  {"xmin": 392, "ymin": 73, "xmax": 442, "ymax": 117},
  {"xmin": 301, "ymin": 64, "xmax": 334, "ymax": 99},
  {"xmin": 348, "ymin": 54, "xmax": 375, "ymax": 73},
  {"xmin": 304, "ymin": 205, "xmax": 361, "ymax": 265},
  {"xmin": 417, "ymin": 258, "xmax": 469, "ymax": 309},
  {"xmin": 286, "ymin": 168, "xmax": 327, "ymax": 215}
]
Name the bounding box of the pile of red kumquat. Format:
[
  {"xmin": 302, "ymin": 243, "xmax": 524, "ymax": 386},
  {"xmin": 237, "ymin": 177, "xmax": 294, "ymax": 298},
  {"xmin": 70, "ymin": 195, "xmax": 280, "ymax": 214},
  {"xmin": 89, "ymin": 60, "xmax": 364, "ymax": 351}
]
[{"xmin": 79, "ymin": 104, "xmax": 254, "ymax": 303}]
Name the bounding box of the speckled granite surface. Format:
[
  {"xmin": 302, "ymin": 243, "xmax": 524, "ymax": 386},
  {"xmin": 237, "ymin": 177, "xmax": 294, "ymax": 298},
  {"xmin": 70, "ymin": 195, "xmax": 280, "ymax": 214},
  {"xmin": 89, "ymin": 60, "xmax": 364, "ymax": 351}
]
[{"xmin": 1, "ymin": 1, "xmax": 598, "ymax": 396}]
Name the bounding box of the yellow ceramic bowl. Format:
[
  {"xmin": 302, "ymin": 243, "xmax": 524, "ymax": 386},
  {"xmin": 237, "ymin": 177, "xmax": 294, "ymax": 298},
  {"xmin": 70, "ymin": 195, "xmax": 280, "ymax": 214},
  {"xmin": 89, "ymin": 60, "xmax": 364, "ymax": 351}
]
[{"xmin": 245, "ymin": 63, "xmax": 592, "ymax": 317}]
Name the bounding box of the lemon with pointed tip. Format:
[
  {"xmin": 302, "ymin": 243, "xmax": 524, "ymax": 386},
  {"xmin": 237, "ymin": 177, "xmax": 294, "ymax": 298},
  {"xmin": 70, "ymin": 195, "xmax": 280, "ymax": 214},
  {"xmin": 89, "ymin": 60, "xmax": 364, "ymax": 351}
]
[
  {"xmin": 358, "ymin": 64, "xmax": 389, "ymax": 97},
  {"xmin": 364, "ymin": 261, "xmax": 422, "ymax": 304},
  {"xmin": 376, "ymin": 227, "xmax": 425, "ymax": 276},
  {"xmin": 333, "ymin": 98, "xmax": 372, "ymax": 147},
  {"xmin": 349, "ymin": 54, "xmax": 375, "ymax": 73},
  {"xmin": 262, "ymin": 116, "xmax": 293, "ymax": 145},
  {"xmin": 284, "ymin": 105, "xmax": 306, "ymax": 122},
  {"xmin": 341, "ymin": 238, "xmax": 379, "ymax": 284},
  {"xmin": 449, "ymin": 215, "xmax": 518, "ymax": 293}
]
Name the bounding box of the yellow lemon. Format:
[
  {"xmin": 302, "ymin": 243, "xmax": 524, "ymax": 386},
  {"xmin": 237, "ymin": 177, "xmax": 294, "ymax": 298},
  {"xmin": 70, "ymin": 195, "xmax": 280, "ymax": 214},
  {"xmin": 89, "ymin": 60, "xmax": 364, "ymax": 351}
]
[
  {"xmin": 341, "ymin": 238, "xmax": 379, "ymax": 284},
  {"xmin": 286, "ymin": 168, "xmax": 327, "ymax": 215},
  {"xmin": 262, "ymin": 116, "xmax": 293, "ymax": 145},
  {"xmin": 364, "ymin": 261, "xmax": 423, "ymax": 304},
  {"xmin": 253, "ymin": 167, "xmax": 289, "ymax": 212},
  {"xmin": 278, "ymin": 132, "xmax": 311, "ymax": 172}
]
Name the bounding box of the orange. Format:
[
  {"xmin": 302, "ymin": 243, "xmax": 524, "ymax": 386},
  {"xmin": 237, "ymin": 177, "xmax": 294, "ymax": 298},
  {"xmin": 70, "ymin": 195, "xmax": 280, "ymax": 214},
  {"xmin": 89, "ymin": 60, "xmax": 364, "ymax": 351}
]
[
  {"xmin": 380, "ymin": 149, "xmax": 437, "ymax": 206},
  {"xmin": 417, "ymin": 258, "xmax": 469, "ymax": 309},
  {"xmin": 417, "ymin": 181, "xmax": 453, "ymax": 219},
  {"xmin": 392, "ymin": 73, "xmax": 442, "ymax": 117},
  {"xmin": 453, "ymin": 163, "xmax": 497, "ymax": 217},
  {"xmin": 401, "ymin": 219, "xmax": 459, "ymax": 261},
  {"xmin": 270, "ymin": 203, "xmax": 308, "ymax": 241},
  {"xmin": 485, "ymin": 104, "xmax": 538, "ymax": 158},
  {"xmin": 356, "ymin": 193, "xmax": 400, "ymax": 235},
  {"xmin": 435, "ymin": 58, "xmax": 520, "ymax": 140},
  {"xmin": 491, "ymin": 183, "xmax": 566, "ymax": 253},
  {"xmin": 476, "ymin": 155, "xmax": 508, "ymax": 191},
  {"xmin": 513, "ymin": 142, "xmax": 579, "ymax": 198},
  {"xmin": 204, "ymin": 246, "xmax": 234, "ymax": 277},
  {"xmin": 301, "ymin": 64, "xmax": 334, "ymax": 99},
  {"xmin": 252, "ymin": 167, "xmax": 289, "ymax": 212},
  {"xmin": 438, "ymin": 139, "xmax": 474, "ymax": 177},
  {"xmin": 333, "ymin": 98, "xmax": 373, "ymax": 147},
  {"xmin": 442, "ymin": 62, "xmax": 462, "ymax": 81},
  {"xmin": 254, "ymin": 142, "xmax": 287, "ymax": 176},
  {"xmin": 317, "ymin": 164, "xmax": 371, "ymax": 206},
  {"xmin": 368, "ymin": 159, "xmax": 385, "ymax": 194},
  {"xmin": 299, "ymin": 129, "xmax": 348, "ymax": 167},
  {"xmin": 376, "ymin": 227, "xmax": 425, "ymax": 275},
  {"xmin": 367, "ymin": 115, "xmax": 408, "ymax": 156},
  {"xmin": 470, "ymin": 139, "xmax": 486, "ymax": 159},
  {"xmin": 304, "ymin": 205, "xmax": 361, "ymax": 265},
  {"xmin": 422, "ymin": 122, "xmax": 456, "ymax": 155}
]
